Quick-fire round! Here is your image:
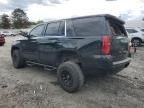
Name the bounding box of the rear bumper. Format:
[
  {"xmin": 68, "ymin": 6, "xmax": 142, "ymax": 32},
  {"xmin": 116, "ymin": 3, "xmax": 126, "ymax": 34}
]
[
  {"xmin": 81, "ymin": 55, "xmax": 131, "ymax": 74},
  {"xmin": 111, "ymin": 58, "xmax": 131, "ymax": 73},
  {"xmin": 112, "ymin": 58, "xmax": 131, "ymax": 66}
]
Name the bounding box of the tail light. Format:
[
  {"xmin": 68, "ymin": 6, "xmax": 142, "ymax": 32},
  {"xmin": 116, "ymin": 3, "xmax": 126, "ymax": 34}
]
[{"xmin": 101, "ymin": 35, "xmax": 111, "ymax": 55}]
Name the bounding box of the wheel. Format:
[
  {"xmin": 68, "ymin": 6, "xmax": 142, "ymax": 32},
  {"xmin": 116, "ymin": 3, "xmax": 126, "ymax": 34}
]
[
  {"xmin": 132, "ymin": 38, "xmax": 141, "ymax": 47},
  {"xmin": 57, "ymin": 61, "xmax": 84, "ymax": 93},
  {"xmin": 12, "ymin": 49, "xmax": 26, "ymax": 68}
]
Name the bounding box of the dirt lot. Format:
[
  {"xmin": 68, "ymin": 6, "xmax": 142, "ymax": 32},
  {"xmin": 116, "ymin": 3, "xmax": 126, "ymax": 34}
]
[{"xmin": 0, "ymin": 36, "xmax": 144, "ymax": 108}]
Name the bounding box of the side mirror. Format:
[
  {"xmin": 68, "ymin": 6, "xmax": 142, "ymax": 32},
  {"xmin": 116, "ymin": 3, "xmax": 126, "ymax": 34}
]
[{"xmin": 19, "ymin": 31, "xmax": 29, "ymax": 38}]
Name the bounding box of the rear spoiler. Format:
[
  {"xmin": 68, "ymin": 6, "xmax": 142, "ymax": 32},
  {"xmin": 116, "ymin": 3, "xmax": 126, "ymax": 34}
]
[{"xmin": 104, "ymin": 14, "xmax": 125, "ymax": 24}]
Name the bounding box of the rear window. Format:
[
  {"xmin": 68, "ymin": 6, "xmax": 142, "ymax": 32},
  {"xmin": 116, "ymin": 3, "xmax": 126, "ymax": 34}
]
[
  {"xmin": 67, "ymin": 17, "xmax": 106, "ymax": 37},
  {"xmin": 108, "ymin": 19, "xmax": 127, "ymax": 36}
]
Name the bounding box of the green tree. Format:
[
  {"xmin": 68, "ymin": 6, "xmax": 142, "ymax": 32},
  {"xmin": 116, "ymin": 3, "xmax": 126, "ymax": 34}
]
[
  {"xmin": 36, "ymin": 20, "xmax": 44, "ymax": 24},
  {"xmin": 12, "ymin": 8, "xmax": 29, "ymax": 28},
  {"xmin": 1, "ymin": 14, "xmax": 11, "ymax": 29}
]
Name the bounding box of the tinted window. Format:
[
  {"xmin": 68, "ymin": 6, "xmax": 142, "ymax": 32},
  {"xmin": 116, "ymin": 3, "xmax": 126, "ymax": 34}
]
[
  {"xmin": 126, "ymin": 29, "xmax": 138, "ymax": 33},
  {"xmin": 30, "ymin": 24, "xmax": 45, "ymax": 36},
  {"xmin": 109, "ymin": 20, "xmax": 127, "ymax": 36},
  {"xmin": 58, "ymin": 21, "xmax": 65, "ymax": 35},
  {"xmin": 67, "ymin": 17, "xmax": 105, "ymax": 36},
  {"xmin": 45, "ymin": 21, "xmax": 64, "ymax": 36},
  {"xmin": 66, "ymin": 20, "xmax": 75, "ymax": 36}
]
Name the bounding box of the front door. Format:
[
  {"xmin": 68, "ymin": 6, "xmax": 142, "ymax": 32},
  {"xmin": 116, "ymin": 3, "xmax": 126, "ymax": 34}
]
[{"xmin": 22, "ymin": 24, "xmax": 45, "ymax": 62}]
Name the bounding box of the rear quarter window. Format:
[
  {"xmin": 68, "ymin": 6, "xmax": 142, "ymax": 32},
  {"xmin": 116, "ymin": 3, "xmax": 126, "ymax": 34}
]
[{"xmin": 67, "ymin": 17, "xmax": 106, "ymax": 37}]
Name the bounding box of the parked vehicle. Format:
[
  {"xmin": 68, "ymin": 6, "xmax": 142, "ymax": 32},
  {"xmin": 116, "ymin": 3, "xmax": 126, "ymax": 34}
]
[
  {"xmin": 0, "ymin": 31, "xmax": 16, "ymax": 37},
  {"xmin": 0, "ymin": 34, "xmax": 5, "ymax": 46},
  {"xmin": 11, "ymin": 14, "xmax": 131, "ymax": 92},
  {"xmin": 126, "ymin": 28, "xmax": 144, "ymax": 46}
]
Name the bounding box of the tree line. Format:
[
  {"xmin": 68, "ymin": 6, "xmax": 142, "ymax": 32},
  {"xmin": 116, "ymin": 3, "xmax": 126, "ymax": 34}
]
[{"xmin": 0, "ymin": 8, "xmax": 43, "ymax": 29}]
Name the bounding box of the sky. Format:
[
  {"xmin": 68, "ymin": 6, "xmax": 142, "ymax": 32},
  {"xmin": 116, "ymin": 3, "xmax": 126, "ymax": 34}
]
[{"xmin": 0, "ymin": 0, "xmax": 144, "ymax": 21}]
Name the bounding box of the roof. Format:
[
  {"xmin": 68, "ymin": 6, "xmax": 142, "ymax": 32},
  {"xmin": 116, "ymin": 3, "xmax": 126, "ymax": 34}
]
[{"xmin": 45, "ymin": 14, "xmax": 125, "ymax": 24}]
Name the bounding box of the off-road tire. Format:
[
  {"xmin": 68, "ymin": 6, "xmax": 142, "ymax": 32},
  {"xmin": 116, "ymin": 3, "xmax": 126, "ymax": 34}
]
[
  {"xmin": 12, "ymin": 49, "xmax": 26, "ymax": 68},
  {"xmin": 57, "ymin": 61, "xmax": 84, "ymax": 93}
]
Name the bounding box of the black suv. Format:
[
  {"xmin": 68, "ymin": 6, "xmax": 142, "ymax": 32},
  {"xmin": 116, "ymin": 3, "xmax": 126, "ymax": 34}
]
[{"xmin": 11, "ymin": 14, "xmax": 131, "ymax": 92}]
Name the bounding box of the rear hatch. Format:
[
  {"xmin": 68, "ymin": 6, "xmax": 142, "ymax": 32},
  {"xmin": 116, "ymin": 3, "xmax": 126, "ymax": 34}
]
[{"xmin": 106, "ymin": 17, "xmax": 130, "ymax": 61}]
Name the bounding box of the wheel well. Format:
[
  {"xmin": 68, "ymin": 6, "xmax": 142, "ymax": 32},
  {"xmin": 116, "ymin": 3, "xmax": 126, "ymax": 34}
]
[
  {"xmin": 11, "ymin": 47, "xmax": 19, "ymax": 55},
  {"xmin": 131, "ymin": 37, "xmax": 142, "ymax": 42},
  {"xmin": 58, "ymin": 51, "xmax": 81, "ymax": 67}
]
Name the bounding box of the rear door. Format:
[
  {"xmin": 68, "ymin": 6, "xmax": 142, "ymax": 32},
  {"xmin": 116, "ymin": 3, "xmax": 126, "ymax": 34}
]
[
  {"xmin": 107, "ymin": 18, "xmax": 129, "ymax": 61},
  {"xmin": 39, "ymin": 21, "xmax": 65, "ymax": 66}
]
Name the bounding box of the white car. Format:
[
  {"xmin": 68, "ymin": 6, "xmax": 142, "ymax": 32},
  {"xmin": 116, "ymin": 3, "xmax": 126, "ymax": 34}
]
[
  {"xmin": 0, "ymin": 31, "xmax": 16, "ymax": 37},
  {"xmin": 126, "ymin": 28, "xmax": 144, "ymax": 46}
]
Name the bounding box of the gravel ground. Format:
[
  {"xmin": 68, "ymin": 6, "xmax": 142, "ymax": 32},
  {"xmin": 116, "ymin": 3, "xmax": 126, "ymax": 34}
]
[{"xmin": 0, "ymin": 36, "xmax": 144, "ymax": 108}]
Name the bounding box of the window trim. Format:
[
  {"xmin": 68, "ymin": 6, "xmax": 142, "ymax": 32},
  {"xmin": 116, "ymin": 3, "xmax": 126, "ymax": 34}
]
[{"xmin": 65, "ymin": 20, "xmax": 67, "ymax": 37}]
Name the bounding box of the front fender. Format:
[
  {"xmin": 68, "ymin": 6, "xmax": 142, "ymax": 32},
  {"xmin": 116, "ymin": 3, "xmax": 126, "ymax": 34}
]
[{"xmin": 11, "ymin": 41, "xmax": 22, "ymax": 55}]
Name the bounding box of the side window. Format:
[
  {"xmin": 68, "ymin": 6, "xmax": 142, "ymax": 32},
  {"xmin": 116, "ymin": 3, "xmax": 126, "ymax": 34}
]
[
  {"xmin": 58, "ymin": 21, "xmax": 65, "ymax": 35},
  {"xmin": 73, "ymin": 17, "xmax": 105, "ymax": 36},
  {"xmin": 126, "ymin": 29, "xmax": 138, "ymax": 33},
  {"xmin": 66, "ymin": 20, "xmax": 75, "ymax": 36},
  {"xmin": 30, "ymin": 24, "xmax": 45, "ymax": 37},
  {"xmin": 45, "ymin": 21, "xmax": 64, "ymax": 36}
]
